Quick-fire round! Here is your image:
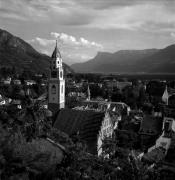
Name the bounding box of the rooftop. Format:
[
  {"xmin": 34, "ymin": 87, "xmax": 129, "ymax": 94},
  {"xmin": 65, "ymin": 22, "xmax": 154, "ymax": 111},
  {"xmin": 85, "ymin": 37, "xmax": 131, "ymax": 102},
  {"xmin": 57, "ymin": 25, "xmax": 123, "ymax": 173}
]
[{"xmin": 54, "ymin": 108, "xmax": 105, "ymax": 154}]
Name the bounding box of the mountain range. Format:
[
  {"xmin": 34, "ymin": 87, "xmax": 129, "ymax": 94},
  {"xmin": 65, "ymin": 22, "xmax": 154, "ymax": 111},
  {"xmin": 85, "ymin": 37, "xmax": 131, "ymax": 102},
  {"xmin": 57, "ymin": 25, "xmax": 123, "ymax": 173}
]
[
  {"xmin": 1, "ymin": 28, "xmax": 175, "ymax": 74},
  {"xmin": 0, "ymin": 29, "xmax": 73, "ymax": 74},
  {"xmin": 71, "ymin": 44, "xmax": 175, "ymax": 74}
]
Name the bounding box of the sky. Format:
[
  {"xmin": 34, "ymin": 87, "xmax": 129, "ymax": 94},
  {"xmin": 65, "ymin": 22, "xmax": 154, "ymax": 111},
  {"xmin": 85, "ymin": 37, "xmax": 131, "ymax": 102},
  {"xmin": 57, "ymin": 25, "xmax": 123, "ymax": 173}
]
[{"xmin": 0, "ymin": 0, "xmax": 175, "ymax": 65}]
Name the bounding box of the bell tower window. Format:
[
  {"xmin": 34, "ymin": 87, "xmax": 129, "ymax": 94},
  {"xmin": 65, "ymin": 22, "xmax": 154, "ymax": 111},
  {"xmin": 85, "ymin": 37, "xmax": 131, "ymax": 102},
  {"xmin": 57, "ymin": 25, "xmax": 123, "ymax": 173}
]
[
  {"xmin": 51, "ymin": 85, "xmax": 56, "ymax": 94},
  {"xmin": 51, "ymin": 71, "xmax": 57, "ymax": 78},
  {"xmin": 60, "ymin": 71, "xmax": 63, "ymax": 78}
]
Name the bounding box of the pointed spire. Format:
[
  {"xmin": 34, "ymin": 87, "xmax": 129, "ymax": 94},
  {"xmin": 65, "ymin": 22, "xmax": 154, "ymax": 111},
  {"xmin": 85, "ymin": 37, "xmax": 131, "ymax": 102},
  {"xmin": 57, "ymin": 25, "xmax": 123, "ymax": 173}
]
[
  {"xmin": 87, "ymin": 85, "xmax": 91, "ymax": 101},
  {"xmin": 51, "ymin": 39, "xmax": 61, "ymax": 59},
  {"xmin": 162, "ymin": 85, "xmax": 169, "ymax": 105},
  {"xmin": 112, "ymin": 106, "xmax": 116, "ymax": 112},
  {"xmin": 107, "ymin": 103, "xmax": 111, "ymax": 110}
]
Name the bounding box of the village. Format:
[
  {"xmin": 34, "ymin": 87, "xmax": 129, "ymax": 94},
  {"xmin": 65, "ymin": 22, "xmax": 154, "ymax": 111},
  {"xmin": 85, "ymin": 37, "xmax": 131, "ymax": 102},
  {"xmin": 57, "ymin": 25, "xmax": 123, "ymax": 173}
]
[{"xmin": 0, "ymin": 41, "xmax": 175, "ymax": 179}]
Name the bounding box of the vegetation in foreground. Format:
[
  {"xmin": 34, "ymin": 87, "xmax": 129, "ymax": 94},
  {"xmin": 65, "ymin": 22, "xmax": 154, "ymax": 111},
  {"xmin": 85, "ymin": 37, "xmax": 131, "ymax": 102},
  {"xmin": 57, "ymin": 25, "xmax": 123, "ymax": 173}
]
[{"xmin": 0, "ymin": 102, "xmax": 167, "ymax": 180}]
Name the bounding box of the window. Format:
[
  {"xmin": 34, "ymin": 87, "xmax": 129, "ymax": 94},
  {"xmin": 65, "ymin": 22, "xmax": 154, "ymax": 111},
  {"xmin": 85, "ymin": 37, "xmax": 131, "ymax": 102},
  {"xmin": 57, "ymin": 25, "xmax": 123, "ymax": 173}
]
[
  {"xmin": 164, "ymin": 121, "xmax": 171, "ymax": 132},
  {"xmin": 61, "ymin": 85, "xmax": 63, "ymax": 93},
  {"xmin": 51, "ymin": 71, "xmax": 57, "ymax": 78},
  {"xmin": 51, "ymin": 85, "xmax": 56, "ymax": 94},
  {"xmin": 60, "ymin": 71, "xmax": 63, "ymax": 78}
]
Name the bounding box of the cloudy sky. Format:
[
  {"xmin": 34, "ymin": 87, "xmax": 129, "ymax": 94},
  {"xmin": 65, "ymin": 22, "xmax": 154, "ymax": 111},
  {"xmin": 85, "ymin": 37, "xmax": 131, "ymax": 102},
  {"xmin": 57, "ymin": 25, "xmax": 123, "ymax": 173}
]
[{"xmin": 0, "ymin": 0, "xmax": 175, "ymax": 65}]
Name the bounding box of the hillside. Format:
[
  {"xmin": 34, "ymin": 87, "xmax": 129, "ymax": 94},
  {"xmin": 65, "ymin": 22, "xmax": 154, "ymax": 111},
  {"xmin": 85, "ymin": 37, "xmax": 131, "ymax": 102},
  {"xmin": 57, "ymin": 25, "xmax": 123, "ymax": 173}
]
[
  {"xmin": 71, "ymin": 45, "xmax": 175, "ymax": 73},
  {"xmin": 137, "ymin": 44, "xmax": 175, "ymax": 73},
  {"xmin": 0, "ymin": 29, "xmax": 73, "ymax": 74}
]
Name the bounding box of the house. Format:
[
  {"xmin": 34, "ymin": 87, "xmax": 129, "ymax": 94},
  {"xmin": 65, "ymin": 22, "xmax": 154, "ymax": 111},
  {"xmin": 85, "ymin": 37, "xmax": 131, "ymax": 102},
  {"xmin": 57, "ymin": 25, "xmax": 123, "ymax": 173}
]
[
  {"xmin": 13, "ymin": 79, "xmax": 21, "ymax": 85},
  {"xmin": 81, "ymin": 100, "xmax": 130, "ymax": 115},
  {"xmin": 168, "ymin": 94, "xmax": 175, "ymax": 108},
  {"xmin": 25, "ymin": 80, "xmax": 36, "ymax": 86},
  {"xmin": 153, "ymin": 117, "xmax": 175, "ymax": 153},
  {"xmin": 97, "ymin": 111, "xmax": 121, "ymax": 156},
  {"xmin": 140, "ymin": 118, "xmax": 175, "ymax": 174},
  {"xmin": 112, "ymin": 110, "xmax": 143, "ymax": 150},
  {"xmin": 0, "ymin": 99, "xmax": 5, "ymax": 106},
  {"xmin": 3, "ymin": 77, "xmax": 11, "ymax": 85},
  {"xmin": 54, "ymin": 108, "xmax": 105, "ymax": 154},
  {"xmin": 75, "ymin": 82, "xmax": 83, "ymax": 88},
  {"xmin": 104, "ymin": 79, "xmax": 118, "ymax": 89},
  {"xmin": 142, "ymin": 146, "xmax": 166, "ymax": 164},
  {"xmin": 35, "ymin": 74, "xmax": 43, "ymax": 78},
  {"xmin": 162, "ymin": 117, "xmax": 175, "ymax": 137},
  {"xmin": 10, "ymin": 99, "xmax": 22, "ymax": 109},
  {"xmin": 139, "ymin": 114, "xmax": 163, "ymax": 151},
  {"xmin": 162, "ymin": 86, "xmax": 175, "ymax": 106},
  {"xmin": 0, "ymin": 94, "xmax": 8, "ymax": 106},
  {"xmin": 116, "ymin": 81, "xmax": 132, "ymax": 91}
]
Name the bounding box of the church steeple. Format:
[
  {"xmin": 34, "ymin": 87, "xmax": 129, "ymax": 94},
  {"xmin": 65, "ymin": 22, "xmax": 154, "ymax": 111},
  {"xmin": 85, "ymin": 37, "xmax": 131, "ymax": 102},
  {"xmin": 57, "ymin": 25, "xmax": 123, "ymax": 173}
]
[
  {"xmin": 162, "ymin": 85, "xmax": 169, "ymax": 105},
  {"xmin": 48, "ymin": 39, "xmax": 65, "ymax": 114},
  {"xmin": 87, "ymin": 85, "xmax": 91, "ymax": 101},
  {"xmin": 50, "ymin": 40, "xmax": 63, "ymax": 80},
  {"xmin": 52, "ymin": 40, "xmax": 61, "ymax": 59}
]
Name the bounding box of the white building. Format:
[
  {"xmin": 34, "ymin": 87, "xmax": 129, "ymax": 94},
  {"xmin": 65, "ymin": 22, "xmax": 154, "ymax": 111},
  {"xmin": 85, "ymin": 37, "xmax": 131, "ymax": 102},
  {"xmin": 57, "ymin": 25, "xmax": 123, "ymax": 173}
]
[
  {"xmin": 147, "ymin": 117, "xmax": 175, "ymax": 155},
  {"xmin": 48, "ymin": 40, "xmax": 65, "ymax": 114},
  {"xmin": 97, "ymin": 111, "xmax": 121, "ymax": 156}
]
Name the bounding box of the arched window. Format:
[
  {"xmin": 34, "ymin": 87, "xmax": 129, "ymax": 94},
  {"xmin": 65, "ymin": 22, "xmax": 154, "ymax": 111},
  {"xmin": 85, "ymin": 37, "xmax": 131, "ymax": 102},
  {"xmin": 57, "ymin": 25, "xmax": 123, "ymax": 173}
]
[
  {"xmin": 60, "ymin": 71, "xmax": 63, "ymax": 78},
  {"xmin": 51, "ymin": 85, "xmax": 56, "ymax": 94}
]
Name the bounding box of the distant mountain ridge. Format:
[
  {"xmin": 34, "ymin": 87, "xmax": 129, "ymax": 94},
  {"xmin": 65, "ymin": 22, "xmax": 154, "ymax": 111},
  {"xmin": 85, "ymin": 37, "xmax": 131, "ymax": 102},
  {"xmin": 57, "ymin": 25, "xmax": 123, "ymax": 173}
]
[
  {"xmin": 71, "ymin": 45, "xmax": 175, "ymax": 73},
  {"xmin": 0, "ymin": 29, "xmax": 73, "ymax": 74}
]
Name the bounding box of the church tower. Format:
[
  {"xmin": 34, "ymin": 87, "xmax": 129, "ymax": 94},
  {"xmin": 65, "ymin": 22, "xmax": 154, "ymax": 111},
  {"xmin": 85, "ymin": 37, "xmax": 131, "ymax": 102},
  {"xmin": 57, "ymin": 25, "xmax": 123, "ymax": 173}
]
[{"xmin": 48, "ymin": 40, "xmax": 65, "ymax": 114}]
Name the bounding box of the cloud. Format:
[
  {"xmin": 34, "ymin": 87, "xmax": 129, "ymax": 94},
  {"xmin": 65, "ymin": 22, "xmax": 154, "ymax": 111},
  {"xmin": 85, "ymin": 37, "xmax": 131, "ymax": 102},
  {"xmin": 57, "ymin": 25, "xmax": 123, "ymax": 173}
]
[
  {"xmin": 0, "ymin": 0, "xmax": 94, "ymax": 25},
  {"xmin": 28, "ymin": 33, "xmax": 103, "ymax": 64},
  {"xmin": 0, "ymin": 0, "xmax": 49, "ymax": 22},
  {"xmin": 86, "ymin": 3, "xmax": 175, "ymax": 33},
  {"xmin": 171, "ymin": 32, "xmax": 175, "ymax": 39},
  {"xmin": 72, "ymin": 0, "xmax": 175, "ymax": 10},
  {"xmin": 28, "ymin": 37, "xmax": 55, "ymax": 46},
  {"xmin": 2, "ymin": 0, "xmax": 175, "ymax": 33},
  {"xmin": 2, "ymin": 0, "xmax": 175, "ymax": 65},
  {"xmin": 51, "ymin": 32, "xmax": 103, "ymax": 48}
]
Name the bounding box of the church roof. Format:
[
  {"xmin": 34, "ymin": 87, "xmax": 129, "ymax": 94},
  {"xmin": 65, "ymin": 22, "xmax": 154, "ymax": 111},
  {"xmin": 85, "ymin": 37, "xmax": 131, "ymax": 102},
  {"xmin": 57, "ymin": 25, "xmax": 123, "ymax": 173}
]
[
  {"xmin": 53, "ymin": 108, "xmax": 105, "ymax": 154},
  {"xmin": 51, "ymin": 40, "xmax": 62, "ymax": 59}
]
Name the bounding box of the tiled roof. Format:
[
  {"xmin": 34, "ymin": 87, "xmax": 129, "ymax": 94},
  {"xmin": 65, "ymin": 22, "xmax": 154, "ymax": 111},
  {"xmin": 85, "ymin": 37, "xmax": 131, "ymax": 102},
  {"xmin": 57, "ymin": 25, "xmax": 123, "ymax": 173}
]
[
  {"xmin": 54, "ymin": 108, "xmax": 105, "ymax": 154},
  {"xmin": 168, "ymin": 87, "xmax": 175, "ymax": 95},
  {"xmin": 165, "ymin": 133, "xmax": 175, "ymax": 163},
  {"xmin": 82, "ymin": 100, "xmax": 128, "ymax": 114},
  {"xmin": 142, "ymin": 147, "xmax": 165, "ymax": 163},
  {"xmin": 139, "ymin": 115, "xmax": 163, "ymax": 135}
]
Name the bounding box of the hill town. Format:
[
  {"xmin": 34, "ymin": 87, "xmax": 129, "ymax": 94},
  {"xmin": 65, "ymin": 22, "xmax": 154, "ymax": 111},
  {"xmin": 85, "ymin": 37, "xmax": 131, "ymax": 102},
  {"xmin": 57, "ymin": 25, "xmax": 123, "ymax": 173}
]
[{"xmin": 0, "ymin": 28, "xmax": 175, "ymax": 179}]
